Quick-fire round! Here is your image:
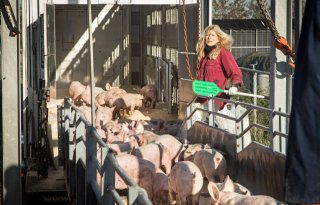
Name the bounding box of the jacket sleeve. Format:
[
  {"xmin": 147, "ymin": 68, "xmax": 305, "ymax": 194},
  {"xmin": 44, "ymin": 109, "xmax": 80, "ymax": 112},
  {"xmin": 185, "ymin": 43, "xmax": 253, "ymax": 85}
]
[{"xmin": 220, "ymin": 48, "xmax": 244, "ymax": 87}]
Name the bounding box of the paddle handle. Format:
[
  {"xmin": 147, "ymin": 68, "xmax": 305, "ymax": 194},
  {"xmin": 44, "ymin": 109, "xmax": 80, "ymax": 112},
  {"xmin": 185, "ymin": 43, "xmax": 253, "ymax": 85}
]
[{"xmin": 223, "ymin": 90, "xmax": 265, "ymax": 99}]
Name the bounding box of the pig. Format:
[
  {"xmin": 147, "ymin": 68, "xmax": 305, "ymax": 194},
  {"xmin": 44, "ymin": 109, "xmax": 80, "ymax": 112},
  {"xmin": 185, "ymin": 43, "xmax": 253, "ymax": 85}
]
[
  {"xmin": 107, "ymin": 135, "xmax": 139, "ymax": 155},
  {"xmin": 134, "ymin": 130, "xmax": 158, "ymax": 146},
  {"xmin": 95, "ymin": 87, "xmax": 127, "ymax": 108},
  {"xmin": 153, "ymin": 169, "xmax": 170, "ymax": 205},
  {"xmin": 183, "ymin": 143, "xmax": 204, "ymax": 161},
  {"xmin": 96, "ymin": 128, "xmax": 107, "ymax": 141},
  {"xmin": 78, "ymin": 105, "xmax": 92, "ymax": 123},
  {"xmin": 68, "ymin": 81, "xmax": 86, "ymax": 105},
  {"xmin": 95, "ymin": 106, "xmax": 113, "ymax": 129},
  {"xmin": 111, "ymin": 93, "xmax": 144, "ymax": 119},
  {"xmin": 193, "ymin": 148, "xmax": 227, "ymax": 183},
  {"xmin": 214, "ymin": 176, "xmax": 252, "ymax": 196},
  {"xmin": 129, "ymin": 120, "xmax": 145, "ymax": 135},
  {"xmin": 154, "ymin": 134, "xmax": 184, "ymax": 163},
  {"xmin": 138, "ymin": 84, "xmax": 158, "ymax": 108},
  {"xmin": 168, "ymin": 161, "xmax": 203, "ymax": 205},
  {"xmin": 132, "ymin": 142, "xmax": 172, "ymax": 175},
  {"xmin": 112, "ymin": 154, "xmax": 157, "ymax": 201},
  {"xmin": 102, "ymin": 120, "xmax": 122, "ymax": 134},
  {"xmin": 80, "ymin": 85, "xmax": 104, "ymax": 106},
  {"xmin": 105, "ymin": 122, "xmax": 138, "ymax": 144},
  {"xmin": 207, "ymin": 176, "xmax": 287, "ymax": 205}
]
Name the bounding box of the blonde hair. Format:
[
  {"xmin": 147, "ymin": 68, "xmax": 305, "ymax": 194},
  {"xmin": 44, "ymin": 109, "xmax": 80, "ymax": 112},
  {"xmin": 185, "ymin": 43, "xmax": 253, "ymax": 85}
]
[{"xmin": 196, "ymin": 25, "xmax": 233, "ymax": 68}]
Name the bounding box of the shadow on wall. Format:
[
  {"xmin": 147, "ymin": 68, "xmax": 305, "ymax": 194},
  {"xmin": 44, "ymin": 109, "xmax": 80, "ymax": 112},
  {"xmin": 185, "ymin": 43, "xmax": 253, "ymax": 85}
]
[
  {"xmin": 236, "ymin": 51, "xmax": 270, "ymax": 71},
  {"xmin": 236, "ymin": 51, "xmax": 270, "ymax": 94}
]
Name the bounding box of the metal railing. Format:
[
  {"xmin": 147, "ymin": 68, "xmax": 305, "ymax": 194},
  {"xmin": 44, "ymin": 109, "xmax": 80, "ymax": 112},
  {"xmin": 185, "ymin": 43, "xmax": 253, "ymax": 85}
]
[
  {"xmin": 186, "ymin": 94, "xmax": 290, "ymax": 154},
  {"xmin": 155, "ymin": 57, "xmax": 174, "ymax": 113},
  {"xmin": 58, "ymin": 98, "xmax": 152, "ymax": 205}
]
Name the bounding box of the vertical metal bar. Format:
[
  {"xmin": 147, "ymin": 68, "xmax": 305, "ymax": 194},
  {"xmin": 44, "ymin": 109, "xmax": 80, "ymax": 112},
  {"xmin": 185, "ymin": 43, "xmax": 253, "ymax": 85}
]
[
  {"xmin": 86, "ymin": 126, "xmax": 97, "ymax": 205},
  {"xmin": 271, "ymin": 0, "xmax": 288, "ymax": 152},
  {"xmin": 102, "ymin": 151, "xmax": 117, "ymax": 205},
  {"xmin": 76, "ymin": 113, "xmax": 86, "ymax": 205},
  {"xmin": 208, "ymin": 0, "xmax": 212, "ymax": 25},
  {"xmin": 1, "ymin": 0, "xmax": 21, "ymax": 203},
  {"xmin": 186, "ymin": 104, "xmax": 192, "ymax": 129},
  {"xmin": 208, "ymin": 96, "xmax": 214, "ymax": 126},
  {"xmin": 21, "ymin": 0, "xmax": 27, "ymax": 162},
  {"xmin": 286, "ymin": 0, "xmax": 293, "ymax": 135},
  {"xmin": 278, "ymin": 108, "xmax": 282, "ymax": 153},
  {"xmin": 87, "ymin": 0, "xmax": 95, "ymax": 127},
  {"xmin": 168, "ymin": 62, "xmax": 172, "ymax": 113},
  {"xmin": 201, "ymin": 0, "xmax": 207, "ymax": 30},
  {"xmin": 294, "ymin": 0, "xmax": 303, "ymax": 47},
  {"xmin": 63, "ymin": 99, "xmax": 71, "ymax": 190},
  {"xmin": 252, "ymin": 63, "xmax": 257, "ymax": 125},
  {"xmin": 69, "ymin": 108, "xmax": 76, "ymax": 198}
]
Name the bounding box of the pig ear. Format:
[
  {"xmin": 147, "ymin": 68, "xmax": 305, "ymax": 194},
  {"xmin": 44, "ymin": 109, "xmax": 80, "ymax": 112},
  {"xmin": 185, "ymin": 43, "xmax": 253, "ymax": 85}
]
[
  {"xmin": 204, "ymin": 143, "xmax": 211, "ymax": 149},
  {"xmin": 223, "ymin": 175, "xmax": 235, "ymax": 192},
  {"xmin": 105, "ymin": 83, "xmax": 111, "ymax": 90},
  {"xmin": 208, "ymin": 181, "xmax": 220, "ymax": 204}
]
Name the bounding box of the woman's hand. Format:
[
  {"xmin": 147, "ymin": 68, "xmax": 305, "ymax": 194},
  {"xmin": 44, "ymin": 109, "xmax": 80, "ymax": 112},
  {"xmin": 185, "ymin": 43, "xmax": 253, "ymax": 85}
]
[{"xmin": 228, "ymin": 86, "xmax": 238, "ymax": 95}]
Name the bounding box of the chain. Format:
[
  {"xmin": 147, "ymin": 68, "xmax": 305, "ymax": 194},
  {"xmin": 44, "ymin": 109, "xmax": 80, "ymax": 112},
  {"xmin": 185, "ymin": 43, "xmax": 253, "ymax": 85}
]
[
  {"xmin": 257, "ymin": 0, "xmax": 295, "ymax": 68},
  {"xmin": 182, "ymin": 0, "xmax": 195, "ymax": 80},
  {"xmin": 257, "ymin": 0, "xmax": 279, "ymax": 39}
]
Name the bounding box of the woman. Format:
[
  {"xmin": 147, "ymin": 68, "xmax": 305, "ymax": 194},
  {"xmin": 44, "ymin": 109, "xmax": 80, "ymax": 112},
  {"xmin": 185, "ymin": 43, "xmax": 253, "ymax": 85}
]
[
  {"xmin": 196, "ymin": 24, "xmax": 243, "ymax": 110},
  {"xmin": 194, "ymin": 24, "xmax": 248, "ymax": 139}
]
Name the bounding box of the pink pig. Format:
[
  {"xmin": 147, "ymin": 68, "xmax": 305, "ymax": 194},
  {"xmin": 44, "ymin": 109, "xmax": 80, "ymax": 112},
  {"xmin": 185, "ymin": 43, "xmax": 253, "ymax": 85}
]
[
  {"xmin": 168, "ymin": 161, "xmax": 203, "ymax": 205},
  {"xmin": 207, "ymin": 176, "xmax": 287, "ymax": 205},
  {"xmin": 137, "ymin": 84, "xmax": 158, "ymax": 108},
  {"xmin": 132, "ymin": 142, "xmax": 172, "ymax": 175},
  {"xmin": 154, "ymin": 134, "xmax": 184, "ymax": 163},
  {"xmin": 193, "ymin": 148, "xmax": 227, "ymax": 183},
  {"xmin": 153, "ymin": 169, "xmax": 170, "ymax": 205},
  {"xmin": 95, "ymin": 106, "xmax": 113, "ymax": 129},
  {"xmin": 111, "ymin": 93, "xmax": 144, "ymax": 119},
  {"xmin": 68, "ymin": 81, "xmax": 86, "ymax": 105}
]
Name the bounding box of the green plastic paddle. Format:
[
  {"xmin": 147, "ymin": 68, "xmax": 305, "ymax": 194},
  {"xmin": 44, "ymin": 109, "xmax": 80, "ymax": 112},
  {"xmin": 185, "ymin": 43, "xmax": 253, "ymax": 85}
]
[{"xmin": 192, "ymin": 80, "xmax": 264, "ymax": 99}]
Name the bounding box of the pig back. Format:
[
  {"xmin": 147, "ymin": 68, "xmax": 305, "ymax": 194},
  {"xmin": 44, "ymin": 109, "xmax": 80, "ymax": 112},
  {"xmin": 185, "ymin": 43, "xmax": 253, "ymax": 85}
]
[
  {"xmin": 114, "ymin": 154, "xmax": 156, "ymax": 194},
  {"xmin": 154, "ymin": 134, "xmax": 183, "ymax": 162},
  {"xmin": 169, "ymin": 161, "xmax": 203, "ymax": 197},
  {"xmin": 133, "ymin": 143, "xmax": 172, "ymax": 174}
]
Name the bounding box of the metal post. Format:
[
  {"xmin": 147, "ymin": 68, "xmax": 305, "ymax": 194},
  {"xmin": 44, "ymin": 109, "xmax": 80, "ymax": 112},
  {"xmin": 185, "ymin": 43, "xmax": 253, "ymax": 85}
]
[
  {"xmin": 167, "ymin": 62, "xmax": 172, "ymax": 113},
  {"xmin": 252, "ymin": 63, "xmax": 257, "ymax": 125},
  {"xmin": 208, "ymin": 96, "xmax": 214, "ymax": 127},
  {"xmin": 88, "ymin": 0, "xmax": 95, "ymax": 127},
  {"xmin": 1, "ymin": 0, "xmax": 21, "ymax": 203},
  {"xmin": 294, "ymin": 0, "xmax": 303, "ymax": 47},
  {"xmin": 86, "ymin": 127, "xmax": 97, "ymax": 205},
  {"xmin": 271, "ymin": 0, "xmax": 288, "ymax": 152},
  {"xmin": 208, "ymin": 0, "xmax": 212, "ymax": 25}
]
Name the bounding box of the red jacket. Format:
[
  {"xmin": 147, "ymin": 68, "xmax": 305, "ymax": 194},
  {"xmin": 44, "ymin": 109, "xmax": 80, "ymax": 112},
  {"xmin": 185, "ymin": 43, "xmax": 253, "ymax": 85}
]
[{"xmin": 197, "ymin": 48, "xmax": 243, "ymax": 110}]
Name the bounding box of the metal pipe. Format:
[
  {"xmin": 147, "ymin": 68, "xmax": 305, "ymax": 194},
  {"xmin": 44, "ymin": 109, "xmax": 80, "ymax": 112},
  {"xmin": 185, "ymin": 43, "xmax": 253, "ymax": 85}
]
[
  {"xmin": 252, "ymin": 63, "xmax": 258, "ymax": 125},
  {"xmin": 88, "ymin": 0, "xmax": 95, "ymax": 127}
]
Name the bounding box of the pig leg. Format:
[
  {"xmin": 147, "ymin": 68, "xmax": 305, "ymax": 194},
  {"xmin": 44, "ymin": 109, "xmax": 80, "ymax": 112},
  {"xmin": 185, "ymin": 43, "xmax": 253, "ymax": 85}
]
[
  {"xmin": 191, "ymin": 195, "xmax": 200, "ymax": 205},
  {"xmin": 129, "ymin": 104, "xmax": 135, "ymax": 115},
  {"xmin": 168, "ymin": 184, "xmax": 176, "ymax": 205},
  {"xmin": 152, "ymin": 99, "xmax": 156, "ymax": 109},
  {"xmin": 177, "ymin": 193, "xmax": 187, "ymax": 205}
]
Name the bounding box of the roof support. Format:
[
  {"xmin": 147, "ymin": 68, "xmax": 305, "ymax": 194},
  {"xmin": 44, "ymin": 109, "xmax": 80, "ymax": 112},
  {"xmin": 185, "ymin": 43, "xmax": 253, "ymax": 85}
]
[
  {"xmin": 1, "ymin": 0, "xmax": 22, "ymax": 204},
  {"xmin": 270, "ymin": 0, "xmax": 291, "ymax": 154}
]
